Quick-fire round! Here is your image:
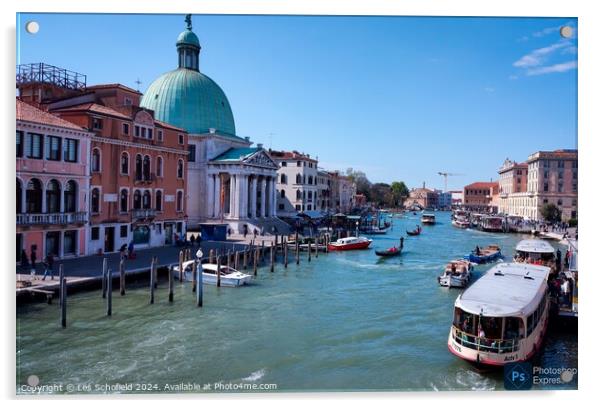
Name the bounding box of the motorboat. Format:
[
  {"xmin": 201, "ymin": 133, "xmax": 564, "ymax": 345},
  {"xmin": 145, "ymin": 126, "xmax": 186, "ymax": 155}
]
[
  {"xmin": 464, "ymin": 244, "xmax": 502, "ymax": 264},
  {"xmin": 452, "ymin": 217, "xmax": 471, "ymax": 229},
  {"xmin": 421, "ymin": 213, "xmax": 436, "ymax": 225},
  {"xmin": 438, "ymin": 259, "xmax": 473, "ymax": 288},
  {"xmin": 513, "ymin": 239, "xmax": 555, "ymax": 265},
  {"xmin": 172, "ymin": 260, "xmax": 252, "ymax": 287},
  {"xmin": 447, "ymin": 263, "xmax": 551, "ymax": 366},
  {"xmin": 327, "ymin": 236, "xmax": 372, "ymax": 251}
]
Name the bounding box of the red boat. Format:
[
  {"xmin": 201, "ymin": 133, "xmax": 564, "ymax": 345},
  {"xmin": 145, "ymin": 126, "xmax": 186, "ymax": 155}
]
[{"xmin": 327, "ymin": 236, "xmax": 372, "ymax": 251}]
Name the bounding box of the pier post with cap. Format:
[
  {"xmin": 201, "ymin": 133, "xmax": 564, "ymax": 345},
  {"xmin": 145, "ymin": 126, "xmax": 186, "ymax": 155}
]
[
  {"xmin": 106, "ymin": 268, "xmax": 112, "ymax": 316},
  {"xmin": 149, "ymin": 258, "xmax": 155, "ymax": 304},
  {"xmin": 217, "ymin": 255, "xmax": 222, "ymax": 287},
  {"xmin": 119, "ymin": 259, "xmax": 125, "ymax": 296},
  {"xmin": 168, "ymin": 264, "xmax": 174, "ymax": 302},
  {"xmin": 101, "ymin": 257, "xmax": 107, "ymax": 298}
]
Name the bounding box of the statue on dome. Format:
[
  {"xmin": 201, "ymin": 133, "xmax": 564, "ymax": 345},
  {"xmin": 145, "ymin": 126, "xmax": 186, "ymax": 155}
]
[{"xmin": 185, "ymin": 14, "xmax": 192, "ymax": 30}]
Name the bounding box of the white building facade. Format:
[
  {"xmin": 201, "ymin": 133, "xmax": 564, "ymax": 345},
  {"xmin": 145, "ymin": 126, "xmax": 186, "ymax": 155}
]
[{"xmin": 270, "ymin": 150, "xmax": 319, "ymax": 216}]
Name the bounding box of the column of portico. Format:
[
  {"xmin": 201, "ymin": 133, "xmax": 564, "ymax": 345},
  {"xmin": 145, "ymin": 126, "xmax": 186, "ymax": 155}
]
[
  {"xmin": 271, "ymin": 178, "xmax": 278, "ymax": 216},
  {"xmin": 250, "ymin": 176, "xmax": 258, "ymax": 218},
  {"xmin": 207, "ymin": 174, "xmax": 215, "ymax": 218},
  {"xmin": 229, "ymin": 174, "xmax": 237, "ymax": 219},
  {"xmin": 237, "ymin": 174, "xmax": 248, "ymax": 219},
  {"xmin": 214, "ymin": 174, "xmax": 221, "ymax": 219},
  {"xmin": 259, "ymin": 176, "xmax": 267, "ymax": 218},
  {"xmin": 266, "ymin": 177, "xmax": 274, "ymax": 217}
]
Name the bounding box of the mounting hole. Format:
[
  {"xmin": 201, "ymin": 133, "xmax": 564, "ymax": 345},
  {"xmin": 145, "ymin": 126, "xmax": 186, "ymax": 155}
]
[
  {"xmin": 560, "ymin": 26, "xmax": 573, "ymax": 39},
  {"xmin": 25, "ymin": 21, "xmax": 40, "ymax": 34}
]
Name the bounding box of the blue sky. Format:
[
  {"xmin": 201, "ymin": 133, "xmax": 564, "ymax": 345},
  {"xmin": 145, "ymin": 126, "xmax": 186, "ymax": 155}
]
[{"xmin": 17, "ymin": 14, "xmax": 577, "ymax": 190}]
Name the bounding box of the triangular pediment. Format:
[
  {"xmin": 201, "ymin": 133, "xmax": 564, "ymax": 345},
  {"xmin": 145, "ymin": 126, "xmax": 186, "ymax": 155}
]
[{"xmin": 243, "ymin": 150, "xmax": 279, "ymax": 169}]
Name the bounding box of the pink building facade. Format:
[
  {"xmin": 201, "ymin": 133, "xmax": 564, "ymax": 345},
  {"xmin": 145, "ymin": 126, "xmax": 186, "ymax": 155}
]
[{"xmin": 16, "ymin": 99, "xmax": 92, "ymax": 262}]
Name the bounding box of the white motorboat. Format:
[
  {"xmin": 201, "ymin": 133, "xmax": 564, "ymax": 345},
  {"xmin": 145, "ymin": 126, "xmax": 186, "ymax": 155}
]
[
  {"xmin": 172, "ymin": 260, "xmax": 252, "ymax": 287},
  {"xmin": 438, "ymin": 259, "xmax": 473, "ymax": 288}
]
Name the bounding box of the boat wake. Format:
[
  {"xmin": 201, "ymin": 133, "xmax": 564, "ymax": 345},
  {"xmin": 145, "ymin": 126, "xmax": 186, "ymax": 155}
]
[{"xmin": 241, "ymin": 368, "xmax": 266, "ymax": 382}]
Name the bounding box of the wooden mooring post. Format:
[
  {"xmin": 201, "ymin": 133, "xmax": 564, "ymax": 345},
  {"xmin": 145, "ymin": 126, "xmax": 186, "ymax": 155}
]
[
  {"xmin": 168, "ymin": 264, "xmax": 174, "ymax": 302},
  {"xmin": 270, "ymin": 244, "xmax": 274, "ymax": 272},
  {"xmin": 119, "ymin": 259, "xmax": 125, "ymax": 296},
  {"xmin": 59, "ymin": 264, "xmax": 66, "ymax": 328},
  {"xmin": 178, "ymin": 250, "xmax": 184, "ymax": 282},
  {"xmin": 315, "ymin": 235, "xmax": 319, "ymax": 258},
  {"xmin": 153, "ymin": 256, "xmax": 158, "ymax": 288},
  {"xmin": 209, "ymin": 249, "xmax": 214, "ymax": 264},
  {"xmin": 196, "ymin": 263, "xmax": 203, "ymax": 307},
  {"xmin": 296, "ymin": 240, "xmax": 300, "ymax": 265},
  {"xmin": 261, "ymin": 240, "xmax": 265, "ymax": 261},
  {"xmin": 243, "ymin": 249, "xmax": 248, "ymax": 270},
  {"xmin": 284, "ymin": 239, "xmax": 288, "ymax": 268},
  {"xmin": 325, "ymin": 233, "xmax": 330, "ymax": 253},
  {"xmin": 192, "ymin": 260, "xmax": 197, "ymax": 293},
  {"xmin": 149, "ymin": 258, "xmax": 155, "ymax": 304},
  {"xmin": 101, "ymin": 257, "xmax": 107, "ymax": 298},
  {"xmin": 217, "ymin": 255, "xmax": 222, "ymax": 287},
  {"xmin": 253, "ymin": 248, "xmax": 258, "ymax": 276},
  {"xmin": 226, "ymin": 250, "xmax": 231, "ymax": 271},
  {"xmin": 106, "ymin": 268, "xmax": 112, "ymax": 316},
  {"xmin": 235, "ymin": 251, "xmax": 240, "ymax": 270},
  {"xmin": 308, "ymin": 239, "xmax": 312, "ymax": 262}
]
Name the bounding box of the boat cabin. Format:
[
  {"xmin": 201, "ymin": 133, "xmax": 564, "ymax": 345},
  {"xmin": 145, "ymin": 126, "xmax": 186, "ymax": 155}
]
[{"xmin": 514, "ymin": 239, "xmax": 555, "ymax": 264}]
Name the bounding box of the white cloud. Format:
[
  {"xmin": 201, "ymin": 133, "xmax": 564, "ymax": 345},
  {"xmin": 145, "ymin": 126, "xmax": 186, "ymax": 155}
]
[
  {"xmin": 513, "ymin": 41, "xmax": 571, "ymax": 68},
  {"xmin": 526, "ymin": 60, "xmax": 577, "ymax": 76}
]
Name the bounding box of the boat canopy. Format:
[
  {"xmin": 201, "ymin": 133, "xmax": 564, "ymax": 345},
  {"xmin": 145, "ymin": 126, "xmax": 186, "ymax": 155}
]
[
  {"xmin": 422, "ymin": 213, "xmax": 435, "ymax": 218},
  {"xmin": 455, "ymin": 263, "xmax": 550, "ymax": 317},
  {"xmin": 516, "ymin": 239, "xmax": 555, "ymax": 254}
]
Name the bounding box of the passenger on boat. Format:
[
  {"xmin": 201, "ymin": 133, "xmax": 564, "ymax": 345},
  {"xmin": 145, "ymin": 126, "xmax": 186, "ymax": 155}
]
[
  {"xmin": 451, "ymin": 263, "xmax": 457, "ymax": 275},
  {"xmin": 474, "ymin": 245, "xmax": 481, "ymax": 256}
]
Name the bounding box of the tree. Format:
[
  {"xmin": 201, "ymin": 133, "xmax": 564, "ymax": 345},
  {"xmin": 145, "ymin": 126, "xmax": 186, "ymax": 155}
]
[
  {"xmin": 540, "ymin": 203, "xmax": 562, "ymax": 223},
  {"xmin": 391, "ymin": 181, "xmax": 409, "ymax": 207},
  {"xmin": 346, "ymin": 168, "xmax": 372, "ymax": 199}
]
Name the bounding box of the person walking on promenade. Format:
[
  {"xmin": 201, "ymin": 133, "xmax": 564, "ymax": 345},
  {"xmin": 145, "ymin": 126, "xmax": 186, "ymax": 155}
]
[
  {"xmin": 243, "ymin": 224, "xmax": 248, "ymax": 238},
  {"xmin": 20, "ymin": 250, "xmax": 30, "ymax": 273},
  {"xmin": 196, "ymin": 234, "xmax": 202, "ymax": 246},
  {"xmin": 253, "ymin": 228, "xmax": 258, "ymax": 239},
  {"xmin": 119, "ymin": 243, "xmax": 128, "ymax": 261},
  {"xmin": 128, "ymin": 240, "xmax": 135, "ymax": 259},
  {"xmin": 30, "ymin": 247, "xmax": 37, "ymax": 279},
  {"xmin": 42, "ymin": 253, "xmax": 55, "ymax": 280}
]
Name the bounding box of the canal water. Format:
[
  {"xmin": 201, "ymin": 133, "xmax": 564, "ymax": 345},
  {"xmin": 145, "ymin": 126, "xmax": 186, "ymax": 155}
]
[{"xmin": 16, "ymin": 212, "xmax": 577, "ymax": 393}]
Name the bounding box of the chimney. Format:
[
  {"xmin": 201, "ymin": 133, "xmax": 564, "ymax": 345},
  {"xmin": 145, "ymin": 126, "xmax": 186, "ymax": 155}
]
[
  {"xmin": 257, "ymin": 143, "xmax": 263, "ymax": 149},
  {"xmin": 422, "ymin": 181, "xmax": 426, "ymax": 189},
  {"xmin": 244, "ymin": 136, "xmax": 250, "ymax": 142}
]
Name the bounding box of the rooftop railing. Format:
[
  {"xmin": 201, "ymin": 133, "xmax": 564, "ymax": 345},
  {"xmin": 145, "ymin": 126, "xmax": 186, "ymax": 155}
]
[{"xmin": 16, "ymin": 63, "xmax": 87, "ymax": 91}]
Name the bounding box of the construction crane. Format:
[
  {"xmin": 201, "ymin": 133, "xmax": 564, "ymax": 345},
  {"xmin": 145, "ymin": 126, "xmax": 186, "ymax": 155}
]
[{"xmin": 437, "ymin": 172, "xmax": 464, "ymax": 192}]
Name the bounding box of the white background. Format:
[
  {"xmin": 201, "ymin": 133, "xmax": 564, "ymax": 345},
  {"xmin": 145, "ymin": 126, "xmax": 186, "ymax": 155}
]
[{"xmin": 2, "ymin": 0, "xmax": 600, "ymax": 406}]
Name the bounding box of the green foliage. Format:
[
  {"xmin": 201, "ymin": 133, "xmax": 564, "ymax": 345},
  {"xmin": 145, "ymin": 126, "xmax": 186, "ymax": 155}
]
[
  {"xmin": 568, "ymin": 218, "xmax": 578, "ymax": 227},
  {"xmin": 540, "ymin": 203, "xmax": 562, "ymax": 223}
]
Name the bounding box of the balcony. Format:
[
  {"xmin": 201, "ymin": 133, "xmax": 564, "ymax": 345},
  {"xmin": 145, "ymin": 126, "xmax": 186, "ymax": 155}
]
[
  {"xmin": 17, "ymin": 212, "xmax": 88, "ymax": 226},
  {"xmin": 131, "ymin": 208, "xmax": 157, "ymax": 220}
]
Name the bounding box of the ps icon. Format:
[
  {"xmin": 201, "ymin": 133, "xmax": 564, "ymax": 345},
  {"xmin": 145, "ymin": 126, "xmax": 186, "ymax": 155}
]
[{"xmin": 504, "ymin": 362, "xmax": 533, "ymax": 390}]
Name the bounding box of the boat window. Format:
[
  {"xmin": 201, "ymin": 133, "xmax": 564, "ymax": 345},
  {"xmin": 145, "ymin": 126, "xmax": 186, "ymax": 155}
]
[
  {"xmin": 503, "ymin": 317, "xmax": 524, "ymax": 340},
  {"xmin": 203, "ymin": 268, "xmax": 216, "ymax": 275},
  {"xmin": 453, "ymin": 308, "xmax": 476, "ymax": 335},
  {"xmin": 480, "ymin": 316, "xmax": 503, "ymax": 339}
]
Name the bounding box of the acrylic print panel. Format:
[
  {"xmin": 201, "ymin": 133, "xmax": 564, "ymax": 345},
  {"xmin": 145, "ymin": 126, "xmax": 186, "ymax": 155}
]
[{"xmin": 16, "ymin": 13, "xmax": 578, "ymax": 394}]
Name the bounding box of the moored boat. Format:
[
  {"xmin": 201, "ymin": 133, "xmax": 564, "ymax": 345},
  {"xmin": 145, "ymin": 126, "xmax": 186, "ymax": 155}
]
[
  {"xmin": 480, "ymin": 216, "xmax": 505, "ymax": 232},
  {"xmin": 375, "ymin": 247, "xmax": 401, "ymax": 257},
  {"xmin": 438, "ymin": 259, "xmax": 473, "ymax": 288},
  {"xmin": 513, "ymin": 239, "xmax": 555, "ymax": 265},
  {"xmin": 421, "ymin": 213, "xmax": 436, "ymax": 225},
  {"xmin": 447, "ymin": 262, "xmax": 551, "ymax": 366},
  {"xmin": 452, "ymin": 218, "xmax": 470, "ymax": 229},
  {"xmin": 464, "ymin": 244, "xmax": 502, "ymax": 264},
  {"xmin": 327, "ymin": 236, "xmax": 372, "ymax": 251},
  {"xmin": 172, "ymin": 260, "xmax": 253, "ymax": 287}
]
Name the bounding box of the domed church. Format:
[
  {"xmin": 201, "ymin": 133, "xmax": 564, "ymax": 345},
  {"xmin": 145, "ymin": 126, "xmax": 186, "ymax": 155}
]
[{"xmin": 141, "ymin": 15, "xmax": 288, "ymax": 234}]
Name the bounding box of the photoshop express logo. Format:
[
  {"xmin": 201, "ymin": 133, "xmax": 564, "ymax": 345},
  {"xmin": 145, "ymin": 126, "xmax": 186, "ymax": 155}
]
[{"xmin": 504, "ymin": 362, "xmax": 533, "ymax": 390}]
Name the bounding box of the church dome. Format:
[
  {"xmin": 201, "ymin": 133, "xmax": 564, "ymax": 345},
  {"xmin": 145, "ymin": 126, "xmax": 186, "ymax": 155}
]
[{"xmin": 140, "ymin": 15, "xmax": 236, "ymax": 136}]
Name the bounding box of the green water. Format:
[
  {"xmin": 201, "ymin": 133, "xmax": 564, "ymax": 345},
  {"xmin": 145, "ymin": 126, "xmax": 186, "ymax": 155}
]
[{"xmin": 16, "ymin": 212, "xmax": 577, "ymax": 393}]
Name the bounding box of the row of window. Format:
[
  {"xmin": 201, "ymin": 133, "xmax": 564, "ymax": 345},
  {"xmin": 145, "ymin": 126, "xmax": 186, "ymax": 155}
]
[
  {"xmin": 279, "ymin": 160, "xmax": 316, "ymax": 168},
  {"xmin": 89, "ymin": 187, "xmax": 184, "ymax": 214},
  {"xmin": 542, "ymin": 182, "xmax": 577, "ymax": 193},
  {"xmin": 526, "ymin": 294, "xmax": 547, "ymax": 337},
  {"xmin": 16, "ymin": 178, "xmax": 78, "ymax": 214},
  {"xmin": 16, "ymin": 131, "xmax": 79, "ymax": 162},
  {"xmin": 95, "ymin": 116, "xmax": 186, "ymax": 145},
  {"xmin": 91, "ymin": 149, "xmax": 184, "ymax": 179},
  {"xmin": 279, "ymin": 174, "xmax": 319, "ymax": 185}
]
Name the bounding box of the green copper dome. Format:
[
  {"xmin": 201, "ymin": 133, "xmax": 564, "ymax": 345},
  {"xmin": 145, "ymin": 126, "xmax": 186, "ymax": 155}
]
[
  {"xmin": 176, "ymin": 29, "xmax": 200, "ymax": 48},
  {"xmin": 141, "ymin": 69, "xmax": 236, "ymax": 136},
  {"xmin": 140, "ymin": 15, "xmax": 236, "ymax": 136}
]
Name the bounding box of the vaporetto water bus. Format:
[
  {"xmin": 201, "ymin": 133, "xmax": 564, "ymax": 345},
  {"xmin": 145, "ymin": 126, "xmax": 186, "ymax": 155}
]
[
  {"xmin": 513, "ymin": 239, "xmax": 555, "ymax": 264},
  {"xmin": 447, "ymin": 262, "xmax": 551, "ymax": 367}
]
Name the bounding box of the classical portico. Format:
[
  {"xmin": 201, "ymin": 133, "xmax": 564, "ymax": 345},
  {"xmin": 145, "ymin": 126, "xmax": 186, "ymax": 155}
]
[{"xmin": 205, "ymin": 147, "xmax": 289, "ymax": 234}]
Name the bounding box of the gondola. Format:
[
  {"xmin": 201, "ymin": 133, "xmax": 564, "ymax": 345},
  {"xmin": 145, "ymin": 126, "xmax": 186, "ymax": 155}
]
[
  {"xmin": 375, "ymin": 247, "xmax": 401, "ymax": 257},
  {"xmin": 406, "ymin": 227, "xmax": 422, "ymax": 236}
]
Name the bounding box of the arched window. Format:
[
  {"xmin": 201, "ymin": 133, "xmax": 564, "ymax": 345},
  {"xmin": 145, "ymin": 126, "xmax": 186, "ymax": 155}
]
[
  {"xmin": 143, "ymin": 155, "xmax": 151, "ymax": 180},
  {"xmin": 296, "ymin": 190, "xmax": 301, "ymax": 200},
  {"xmin": 91, "ymin": 188, "xmax": 100, "ymax": 214},
  {"xmin": 143, "ymin": 190, "xmax": 151, "ymax": 209},
  {"xmin": 91, "ymin": 148, "xmax": 101, "ymax": 172},
  {"xmin": 177, "ymin": 159, "xmax": 184, "ymax": 179},
  {"xmin": 280, "ymin": 189, "xmax": 285, "ymax": 198},
  {"xmin": 308, "ymin": 176, "xmax": 313, "ymax": 185},
  {"xmin": 296, "ymin": 174, "xmax": 302, "ymax": 184},
  {"xmin": 120, "ymin": 189, "xmax": 128, "ymax": 213},
  {"xmin": 176, "ymin": 191, "xmax": 183, "ymax": 212},
  {"xmin": 26, "ymin": 178, "xmax": 42, "ymax": 213},
  {"xmin": 280, "ymin": 174, "xmax": 286, "ymax": 184},
  {"xmin": 156, "ymin": 156, "xmax": 163, "ymax": 177},
  {"xmin": 133, "ymin": 190, "xmax": 141, "ymax": 209},
  {"xmin": 16, "ymin": 179, "xmax": 22, "ymax": 213},
  {"xmin": 121, "ymin": 152, "xmax": 129, "ymax": 174},
  {"xmin": 155, "ymin": 190, "xmax": 162, "ymax": 211},
  {"xmin": 46, "ymin": 179, "xmax": 61, "ymax": 213},
  {"xmin": 135, "ymin": 154, "xmax": 142, "ymax": 181},
  {"xmin": 64, "ymin": 180, "xmax": 77, "ymax": 212}
]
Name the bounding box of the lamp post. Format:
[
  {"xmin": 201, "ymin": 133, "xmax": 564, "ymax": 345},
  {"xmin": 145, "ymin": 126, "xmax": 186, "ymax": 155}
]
[{"xmin": 356, "ymin": 221, "xmax": 359, "ymax": 238}]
